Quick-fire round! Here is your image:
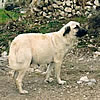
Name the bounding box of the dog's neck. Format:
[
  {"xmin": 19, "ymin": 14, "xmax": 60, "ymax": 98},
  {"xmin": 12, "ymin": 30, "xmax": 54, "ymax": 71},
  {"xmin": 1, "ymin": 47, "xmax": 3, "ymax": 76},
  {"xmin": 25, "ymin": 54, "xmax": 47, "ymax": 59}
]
[{"xmin": 59, "ymin": 29, "xmax": 77, "ymax": 45}]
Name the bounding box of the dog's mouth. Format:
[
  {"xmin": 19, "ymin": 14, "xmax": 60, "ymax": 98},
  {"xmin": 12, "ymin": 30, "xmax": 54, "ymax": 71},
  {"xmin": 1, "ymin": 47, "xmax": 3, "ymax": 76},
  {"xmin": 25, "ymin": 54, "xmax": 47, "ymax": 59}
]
[{"xmin": 76, "ymin": 28, "xmax": 87, "ymax": 37}]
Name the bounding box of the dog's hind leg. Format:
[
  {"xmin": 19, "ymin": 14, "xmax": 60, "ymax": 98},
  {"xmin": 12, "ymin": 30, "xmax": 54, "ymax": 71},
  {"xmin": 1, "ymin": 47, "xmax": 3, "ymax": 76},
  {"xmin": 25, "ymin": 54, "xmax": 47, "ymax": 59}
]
[
  {"xmin": 16, "ymin": 69, "xmax": 28, "ymax": 94},
  {"xmin": 44, "ymin": 63, "xmax": 54, "ymax": 83}
]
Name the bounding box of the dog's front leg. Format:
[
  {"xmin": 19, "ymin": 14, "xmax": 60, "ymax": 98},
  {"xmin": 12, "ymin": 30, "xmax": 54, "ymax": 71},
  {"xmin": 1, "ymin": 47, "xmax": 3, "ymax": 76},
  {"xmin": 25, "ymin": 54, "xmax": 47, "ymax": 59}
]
[{"xmin": 54, "ymin": 60, "xmax": 66, "ymax": 85}]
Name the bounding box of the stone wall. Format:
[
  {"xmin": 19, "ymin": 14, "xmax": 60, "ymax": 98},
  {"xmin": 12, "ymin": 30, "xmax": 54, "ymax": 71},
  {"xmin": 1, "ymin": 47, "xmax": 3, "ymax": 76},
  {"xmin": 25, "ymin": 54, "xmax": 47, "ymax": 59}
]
[
  {"xmin": 0, "ymin": 0, "xmax": 7, "ymax": 9},
  {"xmin": 31, "ymin": 0, "xmax": 100, "ymax": 19}
]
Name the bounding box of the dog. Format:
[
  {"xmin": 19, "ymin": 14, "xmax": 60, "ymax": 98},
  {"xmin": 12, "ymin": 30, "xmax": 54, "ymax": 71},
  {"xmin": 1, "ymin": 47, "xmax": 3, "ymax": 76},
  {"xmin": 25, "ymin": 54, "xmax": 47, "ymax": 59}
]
[{"xmin": 8, "ymin": 21, "xmax": 87, "ymax": 94}]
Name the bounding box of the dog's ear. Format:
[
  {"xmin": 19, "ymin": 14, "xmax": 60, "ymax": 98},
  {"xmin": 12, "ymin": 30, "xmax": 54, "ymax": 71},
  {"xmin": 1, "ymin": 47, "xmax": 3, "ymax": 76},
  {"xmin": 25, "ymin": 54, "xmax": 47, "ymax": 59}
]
[{"xmin": 63, "ymin": 26, "xmax": 70, "ymax": 36}]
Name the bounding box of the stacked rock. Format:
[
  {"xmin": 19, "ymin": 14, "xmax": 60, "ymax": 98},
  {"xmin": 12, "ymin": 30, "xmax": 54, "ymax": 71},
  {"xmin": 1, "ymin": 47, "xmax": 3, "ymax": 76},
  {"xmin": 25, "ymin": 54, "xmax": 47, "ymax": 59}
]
[{"xmin": 31, "ymin": 0, "xmax": 100, "ymax": 18}]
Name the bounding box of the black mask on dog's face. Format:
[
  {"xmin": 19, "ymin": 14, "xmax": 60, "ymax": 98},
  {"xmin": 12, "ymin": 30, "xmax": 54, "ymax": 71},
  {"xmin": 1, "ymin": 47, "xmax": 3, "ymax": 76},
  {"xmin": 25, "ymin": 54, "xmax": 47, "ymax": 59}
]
[{"xmin": 76, "ymin": 26, "xmax": 87, "ymax": 37}]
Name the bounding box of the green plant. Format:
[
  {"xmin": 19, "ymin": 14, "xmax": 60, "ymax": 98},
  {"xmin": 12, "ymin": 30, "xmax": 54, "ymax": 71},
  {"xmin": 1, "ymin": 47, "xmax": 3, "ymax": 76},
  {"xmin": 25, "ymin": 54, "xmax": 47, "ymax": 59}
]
[{"xmin": 0, "ymin": 9, "xmax": 20, "ymax": 24}]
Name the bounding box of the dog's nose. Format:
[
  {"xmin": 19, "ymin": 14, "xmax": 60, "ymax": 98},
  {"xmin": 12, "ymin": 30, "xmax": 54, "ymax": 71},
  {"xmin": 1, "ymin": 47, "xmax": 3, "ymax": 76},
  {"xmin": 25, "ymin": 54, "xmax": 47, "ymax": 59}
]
[
  {"xmin": 82, "ymin": 29, "xmax": 88, "ymax": 34},
  {"xmin": 76, "ymin": 28, "xmax": 88, "ymax": 37}
]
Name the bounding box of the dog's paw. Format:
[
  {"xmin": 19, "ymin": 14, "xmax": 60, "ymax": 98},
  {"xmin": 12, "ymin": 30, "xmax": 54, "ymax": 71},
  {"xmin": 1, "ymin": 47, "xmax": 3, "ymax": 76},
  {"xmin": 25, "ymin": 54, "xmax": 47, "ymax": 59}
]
[
  {"xmin": 34, "ymin": 69, "xmax": 42, "ymax": 74},
  {"xmin": 58, "ymin": 80, "xmax": 66, "ymax": 85},
  {"xmin": 42, "ymin": 71, "xmax": 47, "ymax": 75},
  {"xmin": 20, "ymin": 90, "xmax": 28, "ymax": 94},
  {"xmin": 8, "ymin": 70, "xmax": 15, "ymax": 78},
  {"xmin": 48, "ymin": 78, "xmax": 54, "ymax": 83},
  {"xmin": 44, "ymin": 78, "xmax": 54, "ymax": 83}
]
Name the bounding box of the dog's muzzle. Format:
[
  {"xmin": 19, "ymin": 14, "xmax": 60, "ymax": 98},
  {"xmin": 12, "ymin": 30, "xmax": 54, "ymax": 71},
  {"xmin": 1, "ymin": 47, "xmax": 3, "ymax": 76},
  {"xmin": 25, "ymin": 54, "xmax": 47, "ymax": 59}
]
[{"xmin": 76, "ymin": 28, "xmax": 87, "ymax": 37}]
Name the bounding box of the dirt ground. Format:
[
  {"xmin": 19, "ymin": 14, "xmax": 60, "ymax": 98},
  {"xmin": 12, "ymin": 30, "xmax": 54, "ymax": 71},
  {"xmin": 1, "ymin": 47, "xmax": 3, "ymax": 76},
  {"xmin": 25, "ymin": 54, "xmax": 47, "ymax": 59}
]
[{"xmin": 0, "ymin": 50, "xmax": 100, "ymax": 100}]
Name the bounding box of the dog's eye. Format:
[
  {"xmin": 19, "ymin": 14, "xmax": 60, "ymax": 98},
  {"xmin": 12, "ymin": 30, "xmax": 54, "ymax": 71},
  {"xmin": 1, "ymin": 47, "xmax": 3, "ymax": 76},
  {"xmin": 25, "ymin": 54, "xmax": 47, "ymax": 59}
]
[{"xmin": 74, "ymin": 25, "xmax": 80, "ymax": 29}]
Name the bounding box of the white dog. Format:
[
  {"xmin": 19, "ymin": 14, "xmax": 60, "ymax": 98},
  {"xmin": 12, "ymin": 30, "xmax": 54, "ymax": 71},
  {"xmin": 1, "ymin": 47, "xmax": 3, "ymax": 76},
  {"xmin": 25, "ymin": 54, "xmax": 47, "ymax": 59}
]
[{"xmin": 8, "ymin": 21, "xmax": 87, "ymax": 93}]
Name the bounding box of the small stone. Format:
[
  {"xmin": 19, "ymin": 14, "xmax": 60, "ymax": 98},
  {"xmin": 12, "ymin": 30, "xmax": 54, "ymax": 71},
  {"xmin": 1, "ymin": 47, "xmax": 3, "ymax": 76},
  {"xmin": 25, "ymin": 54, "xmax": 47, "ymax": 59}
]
[
  {"xmin": 43, "ymin": 12, "xmax": 47, "ymax": 16},
  {"xmin": 73, "ymin": 0, "xmax": 76, "ymax": 3},
  {"xmin": 65, "ymin": 0, "xmax": 71, "ymax": 6},
  {"xmin": 34, "ymin": 88, "xmax": 37, "ymax": 91},
  {"xmin": 33, "ymin": 7, "xmax": 40, "ymax": 12},
  {"xmin": 60, "ymin": 11, "xmax": 65, "ymax": 16},
  {"xmin": 66, "ymin": 85, "xmax": 70, "ymax": 88},
  {"xmin": 1, "ymin": 51, "xmax": 7, "ymax": 57},
  {"xmin": 94, "ymin": 51, "xmax": 100, "ymax": 56},
  {"xmin": 54, "ymin": 1, "xmax": 62, "ymax": 5},
  {"xmin": 67, "ymin": 91, "xmax": 70, "ymax": 93},
  {"xmin": 43, "ymin": 7, "xmax": 47, "ymax": 11},
  {"xmin": 75, "ymin": 6, "xmax": 81, "ymax": 10},
  {"xmin": 20, "ymin": 10, "xmax": 26, "ymax": 14},
  {"xmin": 67, "ymin": 14, "xmax": 72, "ymax": 18},
  {"xmin": 93, "ymin": 5, "xmax": 97, "ymax": 9},
  {"xmin": 48, "ymin": 5, "xmax": 53, "ymax": 11},
  {"xmin": 83, "ymin": 95, "xmax": 86, "ymax": 98},
  {"xmin": 94, "ymin": 0, "xmax": 100, "ymax": 6},
  {"xmin": 88, "ymin": 44, "xmax": 94, "ymax": 47},
  {"xmin": 87, "ymin": 13, "xmax": 92, "ymax": 18},
  {"xmin": 63, "ymin": 1, "xmax": 66, "ymax": 6},
  {"xmin": 65, "ymin": 7, "xmax": 72, "ymax": 13},
  {"xmin": 87, "ymin": 82, "xmax": 95, "ymax": 86},
  {"xmin": 85, "ymin": 6, "xmax": 91, "ymax": 10},
  {"xmin": 87, "ymin": 1, "xmax": 93, "ymax": 6},
  {"xmin": 0, "ymin": 57, "xmax": 7, "ymax": 62},
  {"xmin": 72, "ymin": 9, "xmax": 75, "ymax": 15},
  {"xmin": 59, "ymin": 6, "xmax": 63, "ymax": 10},
  {"xmin": 79, "ymin": 57, "xmax": 84, "ymax": 61},
  {"xmin": 98, "ymin": 47, "xmax": 100, "ymax": 51},
  {"xmin": 90, "ymin": 79, "xmax": 96, "ymax": 83},
  {"xmin": 45, "ymin": 0, "xmax": 48, "ymax": 4},
  {"xmin": 52, "ymin": 4, "xmax": 59, "ymax": 8},
  {"xmin": 77, "ymin": 80, "xmax": 82, "ymax": 84},
  {"xmin": 80, "ymin": 76, "xmax": 89, "ymax": 82},
  {"xmin": 75, "ymin": 86, "xmax": 78, "ymax": 89},
  {"xmin": 86, "ymin": 72, "xmax": 89, "ymax": 75},
  {"xmin": 61, "ymin": 92, "xmax": 63, "ymax": 95},
  {"xmin": 76, "ymin": 11, "xmax": 81, "ymax": 16}
]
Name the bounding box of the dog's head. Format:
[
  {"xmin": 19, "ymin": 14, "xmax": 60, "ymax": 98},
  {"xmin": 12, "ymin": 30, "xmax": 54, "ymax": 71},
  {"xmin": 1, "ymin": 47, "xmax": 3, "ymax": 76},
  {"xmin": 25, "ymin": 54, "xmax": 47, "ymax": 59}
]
[{"xmin": 63, "ymin": 21, "xmax": 87, "ymax": 37}]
